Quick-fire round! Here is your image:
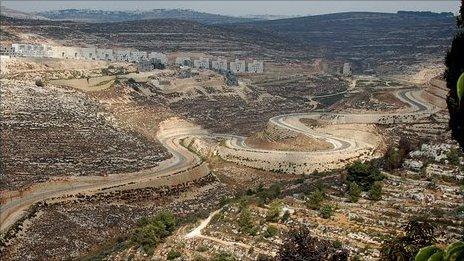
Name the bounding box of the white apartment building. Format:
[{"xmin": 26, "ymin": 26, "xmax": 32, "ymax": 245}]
[
  {"xmin": 148, "ymin": 52, "xmax": 168, "ymax": 65},
  {"xmin": 114, "ymin": 49, "xmax": 131, "ymax": 62},
  {"xmin": 343, "ymin": 62, "xmax": 352, "ymax": 76},
  {"xmin": 11, "ymin": 43, "xmax": 45, "ymax": 57},
  {"xmin": 80, "ymin": 47, "xmax": 97, "ymax": 60},
  {"xmin": 130, "ymin": 50, "xmax": 148, "ymax": 63},
  {"xmin": 1, "ymin": 45, "xmax": 15, "ymax": 56},
  {"xmin": 193, "ymin": 57, "xmax": 210, "ymax": 69},
  {"xmin": 247, "ymin": 60, "xmax": 264, "ymax": 73},
  {"xmin": 96, "ymin": 48, "xmax": 114, "ymax": 61},
  {"xmin": 211, "ymin": 58, "xmax": 228, "ymax": 71},
  {"xmin": 230, "ymin": 59, "xmax": 246, "ymax": 74}
]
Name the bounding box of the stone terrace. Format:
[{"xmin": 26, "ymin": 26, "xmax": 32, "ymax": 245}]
[{"xmin": 0, "ymin": 80, "xmax": 170, "ymax": 190}]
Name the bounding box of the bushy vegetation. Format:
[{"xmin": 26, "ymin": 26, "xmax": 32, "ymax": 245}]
[
  {"xmin": 380, "ymin": 218, "xmax": 436, "ymax": 261},
  {"xmin": 445, "ymin": 0, "xmax": 464, "ymax": 148},
  {"xmin": 384, "ymin": 137, "xmax": 415, "ymax": 171},
  {"xmin": 368, "ymin": 181, "xmax": 383, "ymax": 201},
  {"xmin": 238, "ymin": 206, "xmax": 257, "ymax": 236},
  {"xmin": 447, "ymin": 148, "xmax": 462, "ymax": 165},
  {"xmin": 348, "ymin": 182, "xmax": 362, "ymax": 203},
  {"xmin": 213, "ymin": 251, "xmax": 236, "ymax": 261},
  {"xmin": 266, "ymin": 199, "xmax": 284, "ymax": 222},
  {"xmin": 319, "ymin": 204, "xmax": 334, "ymax": 219},
  {"xmin": 167, "ymin": 249, "xmax": 182, "ymax": 260},
  {"xmin": 415, "ymin": 241, "xmax": 464, "ymax": 261},
  {"xmin": 306, "ymin": 187, "xmax": 327, "ymax": 210},
  {"xmin": 277, "ymin": 226, "xmax": 349, "ymax": 261},
  {"xmin": 346, "ymin": 161, "xmax": 384, "ymax": 191},
  {"xmin": 263, "ymin": 225, "xmax": 279, "ymax": 238},
  {"xmin": 131, "ymin": 211, "xmax": 177, "ymax": 255}
]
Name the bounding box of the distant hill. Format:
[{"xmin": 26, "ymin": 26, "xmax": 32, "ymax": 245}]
[
  {"xmin": 0, "ymin": 6, "xmax": 48, "ymax": 20},
  {"xmin": 217, "ymin": 11, "xmax": 455, "ymax": 70},
  {"xmin": 35, "ymin": 8, "xmax": 259, "ymax": 24}
]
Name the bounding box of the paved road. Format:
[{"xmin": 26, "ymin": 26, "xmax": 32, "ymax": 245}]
[
  {"xmin": 0, "ymin": 128, "xmax": 206, "ymax": 233},
  {"xmin": 0, "ymin": 88, "xmax": 436, "ymax": 235},
  {"xmin": 221, "ymin": 88, "xmax": 436, "ymax": 155}
]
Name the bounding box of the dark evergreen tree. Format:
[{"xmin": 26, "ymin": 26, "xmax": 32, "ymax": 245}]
[
  {"xmin": 446, "ymin": 0, "xmax": 464, "ymax": 148},
  {"xmin": 277, "ymin": 226, "xmax": 348, "ymax": 261}
]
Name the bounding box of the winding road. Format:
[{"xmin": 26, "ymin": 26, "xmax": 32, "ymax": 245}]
[{"xmin": 0, "ymin": 87, "xmax": 437, "ymax": 235}]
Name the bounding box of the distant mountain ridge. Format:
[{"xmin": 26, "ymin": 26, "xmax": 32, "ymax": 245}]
[{"xmin": 34, "ymin": 8, "xmax": 261, "ymax": 24}]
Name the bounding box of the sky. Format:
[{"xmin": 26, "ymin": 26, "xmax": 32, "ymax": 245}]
[{"xmin": 2, "ymin": 1, "xmax": 461, "ymax": 16}]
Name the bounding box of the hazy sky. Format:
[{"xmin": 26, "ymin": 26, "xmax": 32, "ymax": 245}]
[{"xmin": 2, "ymin": 1, "xmax": 460, "ymax": 16}]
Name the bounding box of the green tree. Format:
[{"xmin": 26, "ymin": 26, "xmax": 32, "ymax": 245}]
[
  {"xmin": 348, "ymin": 182, "xmax": 362, "ymax": 203},
  {"xmin": 306, "ymin": 189, "xmax": 326, "ymax": 210},
  {"xmin": 446, "ymin": 0, "xmax": 464, "ymax": 148},
  {"xmin": 266, "ymin": 200, "xmax": 284, "ymax": 222},
  {"xmin": 368, "ymin": 181, "xmax": 383, "ymax": 201},
  {"xmin": 131, "ymin": 211, "xmax": 177, "ymax": 255},
  {"xmin": 277, "ymin": 226, "xmax": 348, "ymax": 261},
  {"xmin": 319, "ymin": 205, "xmax": 334, "ymax": 219},
  {"xmin": 381, "ymin": 218, "xmax": 436, "ymax": 261},
  {"xmin": 167, "ymin": 249, "xmax": 182, "ymax": 260},
  {"xmin": 415, "ymin": 241, "xmax": 464, "ymax": 261},
  {"xmin": 346, "ymin": 161, "xmax": 384, "ymax": 191},
  {"xmin": 238, "ymin": 207, "xmax": 256, "ymax": 235},
  {"xmin": 263, "ymin": 225, "xmax": 279, "ymax": 238}
]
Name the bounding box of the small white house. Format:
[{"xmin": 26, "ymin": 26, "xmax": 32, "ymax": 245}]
[
  {"xmin": 230, "ymin": 59, "xmax": 246, "ymax": 74},
  {"xmin": 80, "ymin": 47, "xmax": 97, "ymax": 60}
]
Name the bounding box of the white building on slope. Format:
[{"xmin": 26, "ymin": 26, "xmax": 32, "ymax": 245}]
[
  {"xmin": 11, "ymin": 43, "xmax": 45, "ymax": 57},
  {"xmin": 211, "ymin": 58, "xmax": 228, "ymax": 71},
  {"xmin": 247, "ymin": 60, "xmax": 264, "ymax": 73},
  {"xmin": 230, "ymin": 59, "xmax": 246, "ymax": 74},
  {"xmin": 193, "ymin": 57, "xmax": 210, "ymax": 69},
  {"xmin": 130, "ymin": 50, "xmax": 147, "ymax": 62},
  {"xmin": 96, "ymin": 48, "xmax": 114, "ymax": 61},
  {"xmin": 148, "ymin": 52, "xmax": 168, "ymax": 65}
]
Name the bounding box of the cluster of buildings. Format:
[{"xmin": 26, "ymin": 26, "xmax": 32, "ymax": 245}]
[
  {"xmin": 175, "ymin": 57, "xmax": 264, "ymax": 74},
  {"xmin": 0, "ymin": 43, "xmax": 265, "ymax": 74},
  {"xmin": 1, "ymin": 43, "xmax": 167, "ymax": 64}
]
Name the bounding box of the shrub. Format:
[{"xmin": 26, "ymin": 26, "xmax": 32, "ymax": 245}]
[
  {"xmin": 347, "ymin": 161, "xmax": 384, "ymax": 191},
  {"xmin": 35, "ymin": 78, "xmax": 44, "ymax": 87},
  {"xmin": 348, "ymin": 182, "xmax": 362, "ymax": 203},
  {"xmin": 319, "ymin": 205, "xmax": 334, "ymax": 219},
  {"xmin": 127, "ymin": 78, "xmax": 136, "ymax": 84},
  {"xmin": 276, "ymin": 225, "xmax": 348, "ymax": 260},
  {"xmin": 266, "ymin": 200, "xmax": 283, "ymax": 222},
  {"xmin": 368, "ymin": 181, "xmax": 383, "ymax": 201},
  {"xmin": 447, "ymin": 148, "xmax": 462, "ymax": 165},
  {"xmin": 238, "ymin": 207, "xmax": 256, "ymax": 235},
  {"xmin": 281, "ymin": 210, "xmax": 291, "ymax": 222},
  {"xmin": 213, "ymin": 251, "xmax": 236, "ymax": 261},
  {"xmin": 167, "ymin": 249, "xmax": 182, "ymax": 260},
  {"xmin": 306, "ymin": 189, "xmax": 326, "ymax": 210},
  {"xmin": 131, "ymin": 211, "xmax": 176, "ymax": 255},
  {"xmin": 263, "ymin": 225, "xmax": 279, "ymax": 238}
]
